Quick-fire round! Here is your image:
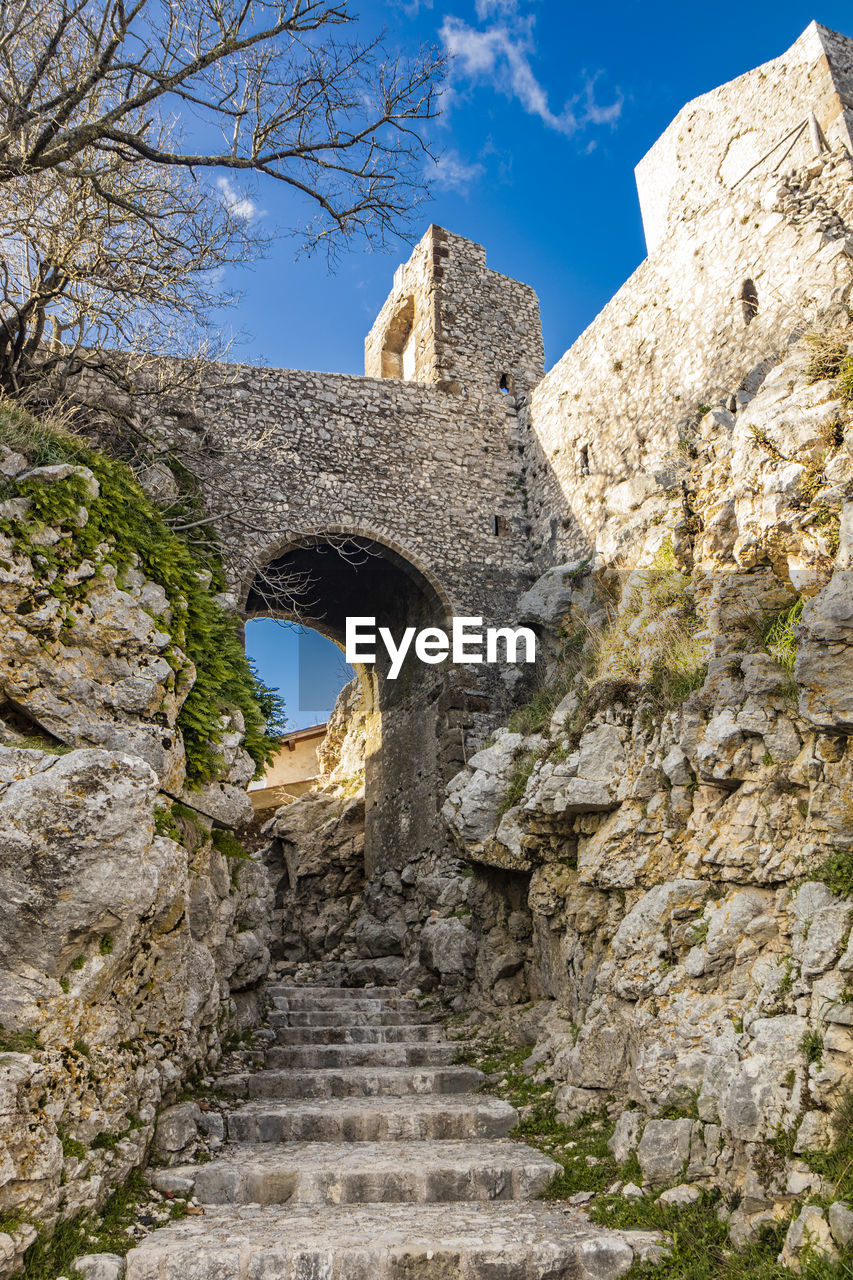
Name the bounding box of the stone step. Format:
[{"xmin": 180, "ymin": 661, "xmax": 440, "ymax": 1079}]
[
  {"xmin": 271, "ymin": 995, "xmax": 420, "ymax": 1014},
  {"xmin": 239, "ymin": 1065, "xmax": 483, "ymax": 1100},
  {"xmin": 267, "ymin": 985, "xmax": 401, "ymax": 999},
  {"xmin": 274, "ymin": 1023, "xmax": 446, "ymax": 1046},
  {"xmin": 126, "ymin": 1202, "xmax": 662, "ymax": 1280},
  {"xmin": 272, "ymin": 1008, "xmax": 433, "ymax": 1028},
  {"xmin": 264, "ymin": 1042, "xmax": 459, "ymax": 1069},
  {"xmin": 270, "ymin": 1008, "xmax": 435, "ymax": 1029},
  {"xmin": 226, "ymin": 1095, "xmax": 518, "ymax": 1143},
  {"xmin": 168, "ymin": 1140, "xmax": 560, "ymax": 1205}
]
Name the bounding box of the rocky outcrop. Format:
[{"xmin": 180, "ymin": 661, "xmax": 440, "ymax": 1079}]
[
  {"xmin": 443, "ymin": 330, "xmax": 853, "ymax": 1222},
  {"xmin": 266, "ymin": 679, "xmax": 474, "ymax": 996},
  {"xmin": 264, "ymin": 789, "xmax": 367, "ymax": 963},
  {"xmin": 0, "ymin": 447, "xmax": 274, "ymax": 1278}
]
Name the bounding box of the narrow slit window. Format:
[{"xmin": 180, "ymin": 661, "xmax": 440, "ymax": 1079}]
[
  {"xmin": 579, "ymin": 446, "xmax": 590, "ymax": 476},
  {"xmin": 740, "ymin": 279, "xmax": 759, "ymax": 326}
]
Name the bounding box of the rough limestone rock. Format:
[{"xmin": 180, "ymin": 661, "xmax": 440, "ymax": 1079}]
[
  {"xmin": 263, "ymin": 789, "xmax": 366, "ymax": 963},
  {"xmin": 780, "ymin": 1204, "xmax": 838, "ymax": 1271},
  {"xmin": 658, "ymin": 1185, "xmax": 700, "ymax": 1206},
  {"xmin": 442, "ymin": 731, "xmax": 525, "ymax": 851},
  {"xmin": 444, "ymin": 330, "xmax": 853, "ymax": 1212},
  {"xmin": 608, "ymin": 1111, "xmax": 643, "ymax": 1164},
  {"xmin": 796, "ymin": 568, "xmax": 853, "ymax": 730},
  {"xmin": 0, "ymin": 530, "xmax": 190, "ymax": 790},
  {"xmin": 73, "ymin": 1255, "xmax": 125, "ymax": 1280},
  {"xmin": 828, "ymin": 1201, "xmax": 853, "ymax": 1248},
  {"xmin": 517, "ymin": 560, "xmax": 591, "ymax": 630},
  {"xmin": 637, "ymin": 1119, "xmax": 694, "ymax": 1186},
  {"xmin": 0, "ymin": 513, "xmax": 273, "ymax": 1275},
  {"xmin": 420, "ymin": 917, "xmax": 476, "ymax": 977},
  {"xmin": 0, "ymin": 746, "xmax": 161, "ymax": 981},
  {"xmin": 153, "ymin": 1103, "xmax": 202, "ymax": 1164}
]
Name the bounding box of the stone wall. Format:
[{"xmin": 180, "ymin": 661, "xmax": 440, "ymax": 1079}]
[
  {"xmin": 522, "ymin": 149, "xmax": 853, "ymax": 575},
  {"xmin": 636, "ymin": 22, "xmax": 853, "ymax": 254},
  {"xmin": 263, "ymin": 675, "xmax": 474, "ymax": 993},
  {"xmin": 76, "ymin": 225, "xmax": 540, "ymax": 631}
]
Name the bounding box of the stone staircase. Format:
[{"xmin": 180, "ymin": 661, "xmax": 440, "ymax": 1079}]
[{"xmin": 127, "ymin": 983, "xmax": 660, "ymax": 1280}]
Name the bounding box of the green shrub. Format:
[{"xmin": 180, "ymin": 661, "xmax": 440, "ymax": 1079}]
[
  {"xmin": 763, "ymin": 598, "xmax": 803, "ymax": 671},
  {"xmin": 804, "ymin": 333, "xmax": 850, "ymax": 383},
  {"xmin": 498, "ymin": 749, "xmax": 540, "ymax": 817},
  {"xmin": 153, "ymin": 806, "xmax": 182, "ymax": 842},
  {"xmin": 800, "ymin": 1030, "xmax": 824, "ymax": 1066},
  {"xmin": 804, "ymin": 1087, "xmax": 853, "ymax": 1198},
  {"xmin": 587, "ymin": 544, "xmax": 707, "ymax": 712},
  {"xmin": 19, "ymin": 1168, "xmax": 154, "ymax": 1277},
  {"xmin": 211, "ymin": 828, "xmax": 251, "ymax": 860},
  {"xmin": 507, "ymin": 631, "xmax": 586, "ymax": 736},
  {"xmin": 0, "ymin": 402, "xmax": 283, "ymax": 784},
  {"xmin": 0, "ymin": 1026, "xmax": 41, "ymax": 1053},
  {"xmin": 810, "ymin": 849, "xmax": 853, "ymax": 899},
  {"xmin": 56, "ymin": 1125, "xmax": 86, "ymax": 1160}
]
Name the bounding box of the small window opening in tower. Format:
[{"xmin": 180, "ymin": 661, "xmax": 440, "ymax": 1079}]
[
  {"xmin": 740, "ymin": 279, "xmax": 759, "ymax": 326},
  {"xmin": 380, "ymin": 297, "xmax": 416, "ymax": 380},
  {"xmin": 498, "ymin": 373, "xmax": 513, "ymax": 394},
  {"xmin": 579, "ymin": 446, "xmax": 590, "ymax": 476},
  {"xmin": 492, "ymin": 514, "xmax": 509, "ymax": 536}
]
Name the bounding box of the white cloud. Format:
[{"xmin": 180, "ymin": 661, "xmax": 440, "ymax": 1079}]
[
  {"xmin": 216, "ymin": 176, "xmax": 260, "ymax": 222},
  {"xmin": 429, "ymin": 149, "xmax": 486, "ymax": 193},
  {"xmin": 474, "ymin": 0, "xmax": 520, "ymax": 18},
  {"xmin": 395, "ymin": 0, "xmax": 432, "ymax": 13},
  {"xmin": 439, "ymin": 12, "xmax": 622, "ymax": 139}
]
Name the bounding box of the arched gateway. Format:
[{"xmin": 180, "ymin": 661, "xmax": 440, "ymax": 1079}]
[{"xmin": 143, "ymin": 227, "xmax": 548, "ymax": 870}]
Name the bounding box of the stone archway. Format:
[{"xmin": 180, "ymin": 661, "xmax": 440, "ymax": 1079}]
[{"xmin": 244, "ymin": 531, "xmax": 466, "ymax": 879}]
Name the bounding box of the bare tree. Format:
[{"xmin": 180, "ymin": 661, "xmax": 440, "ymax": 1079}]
[
  {"xmin": 0, "ymin": 0, "xmax": 443, "ymax": 252},
  {"xmin": 0, "ymin": 116, "xmax": 262, "ymax": 393}
]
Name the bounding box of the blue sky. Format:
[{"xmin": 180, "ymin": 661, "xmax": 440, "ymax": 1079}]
[{"xmin": 244, "ymin": 0, "xmax": 853, "ymax": 729}]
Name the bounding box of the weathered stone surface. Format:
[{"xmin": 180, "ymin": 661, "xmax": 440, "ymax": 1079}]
[
  {"xmin": 127, "ymin": 1203, "xmax": 648, "ymax": 1280},
  {"xmin": 442, "ymin": 731, "xmax": 526, "ymax": 849},
  {"xmin": 780, "ymin": 1204, "xmax": 838, "ymax": 1271},
  {"xmin": 152, "ymin": 1103, "xmax": 202, "ymax": 1163},
  {"xmin": 608, "ymin": 1111, "xmax": 643, "ymax": 1164},
  {"xmin": 263, "ymin": 788, "xmax": 366, "ymax": 964},
  {"xmin": 0, "ymin": 746, "xmax": 161, "ymax": 977},
  {"xmin": 0, "ymin": 534, "xmax": 189, "ymax": 790},
  {"xmin": 517, "ymin": 561, "xmax": 590, "ymax": 629},
  {"xmin": 171, "ymin": 1139, "xmax": 560, "ymax": 1204},
  {"xmin": 420, "ymin": 917, "xmax": 476, "ymax": 976},
  {"xmin": 637, "ymin": 1119, "xmax": 693, "ymax": 1186},
  {"xmin": 528, "ymin": 776, "xmax": 616, "ymax": 817},
  {"xmin": 72, "ymin": 1254, "xmax": 125, "ymax": 1280},
  {"xmin": 658, "ymin": 1185, "xmax": 700, "ymax": 1206},
  {"xmin": 828, "ymin": 1201, "xmax": 853, "ymax": 1248},
  {"xmin": 796, "ymin": 570, "xmax": 853, "ymax": 730}
]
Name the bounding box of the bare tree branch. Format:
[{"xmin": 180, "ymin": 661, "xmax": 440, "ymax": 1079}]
[{"xmin": 0, "ymin": 0, "xmax": 444, "ymax": 253}]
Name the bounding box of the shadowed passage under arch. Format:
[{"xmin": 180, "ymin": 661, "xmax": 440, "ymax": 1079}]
[{"xmin": 245, "ymin": 533, "xmax": 462, "ymax": 878}]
